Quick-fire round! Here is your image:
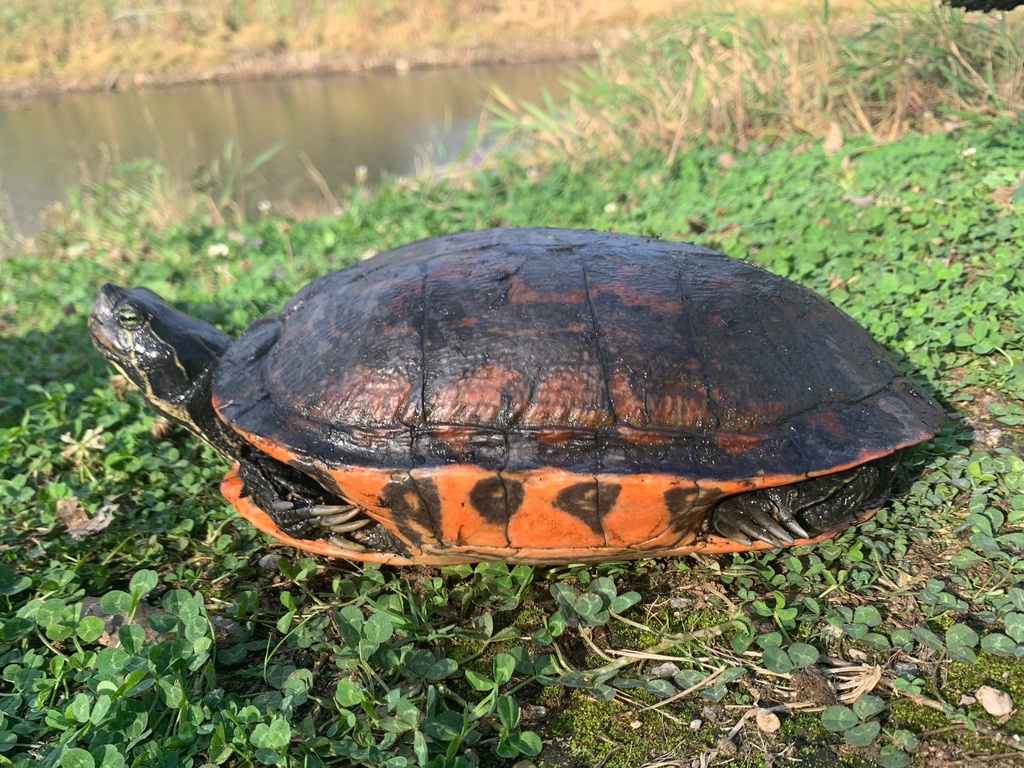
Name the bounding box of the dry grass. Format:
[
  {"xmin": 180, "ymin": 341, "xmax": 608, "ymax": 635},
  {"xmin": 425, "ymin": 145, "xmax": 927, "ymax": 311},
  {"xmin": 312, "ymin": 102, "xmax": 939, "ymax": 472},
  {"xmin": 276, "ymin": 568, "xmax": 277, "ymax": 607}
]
[
  {"xmin": 487, "ymin": 3, "xmax": 1024, "ymax": 164},
  {"xmin": 0, "ymin": 0, "xmax": 882, "ymax": 91}
]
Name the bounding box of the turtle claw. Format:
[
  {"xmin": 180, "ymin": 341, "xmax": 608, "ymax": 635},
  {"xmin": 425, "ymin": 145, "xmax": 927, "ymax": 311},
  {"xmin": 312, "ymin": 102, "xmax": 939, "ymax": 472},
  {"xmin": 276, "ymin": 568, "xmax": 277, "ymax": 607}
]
[
  {"xmin": 715, "ymin": 511, "xmax": 792, "ymax": 548},
  {"xmin": 774, "ymin": 507, "xmax": 810, "ymax": 541},
  {"xmin": 711, "ymin": 493, "xmax": 811, "ymax": 548},
  {"xmin": 311, "ymin": 504, "xmax": 359, "ymax": 519},
  {"xmin": 328, "ymin": 534, "xmax": 368, "ymax": 552}
]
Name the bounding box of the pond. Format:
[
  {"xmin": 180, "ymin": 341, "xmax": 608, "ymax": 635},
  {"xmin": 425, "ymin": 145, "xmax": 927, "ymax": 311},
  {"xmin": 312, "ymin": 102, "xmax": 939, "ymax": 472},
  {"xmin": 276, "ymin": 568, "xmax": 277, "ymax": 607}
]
[{"xmin": 0, "ymin": 62, "xmax": 574, "ymax": 233}]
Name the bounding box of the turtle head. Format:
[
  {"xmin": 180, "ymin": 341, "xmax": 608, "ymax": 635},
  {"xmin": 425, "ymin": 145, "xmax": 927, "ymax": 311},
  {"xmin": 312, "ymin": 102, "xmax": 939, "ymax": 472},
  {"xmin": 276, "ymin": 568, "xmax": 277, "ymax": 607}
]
[{"xmin": 90, "ymin": 284, "xmax": 237, "ymax": 453}]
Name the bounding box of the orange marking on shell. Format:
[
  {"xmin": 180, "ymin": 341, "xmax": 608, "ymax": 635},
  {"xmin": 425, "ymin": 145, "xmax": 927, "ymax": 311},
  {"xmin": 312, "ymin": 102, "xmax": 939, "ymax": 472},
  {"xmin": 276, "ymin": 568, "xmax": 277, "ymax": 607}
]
[
  {"xmin": 589, "ymin": 281, "xmax": 681, "ymax": 314},
  {"xmin": 426, "ymin": 424, "xmax": 480, "ymax": 454},
  {"xmin": 714, "ymin": 431, "xmax": 768, "ymax": 455},
  {"xmin": 645, "ymin": 390, "xmax": 713, "ymax": 429},
  {"xmin": 426, "ymin": 466, "xmax": 511, "ymax": 548},
  {"xmin": 503, "ymin": 469, "xmax": 606, "ymax": 549},
  {"xmin": 613, "ymin": 425, "xmax": 676, "ymax": 446},
  {"xmin": 608, "ymin": 369, "xmax": 647, "ymax": 426},
  {"xmin": 506, "ymin": 275, "xmax": 586, "ymax": 305},
  {"xmin": 521, "ymin": 365, "xmax": 613, "ymax": 427},
  {"xmin": 240, "ymin": 431, "xmax": 305, "ymax": 467},
  {"xmin": 803, "ymin": 408, "xmax": 845, "ymax": 434},
  {"xmin": 427, "ymin": 362, "xmax": 528, "ymax": 424},
  {"xmin": 599, "ymin": 474, "xmax": 680, "ymax": 548},
  {"xmin": 313, "ymin": 365, "xmax": 419, "ymax": 426}
]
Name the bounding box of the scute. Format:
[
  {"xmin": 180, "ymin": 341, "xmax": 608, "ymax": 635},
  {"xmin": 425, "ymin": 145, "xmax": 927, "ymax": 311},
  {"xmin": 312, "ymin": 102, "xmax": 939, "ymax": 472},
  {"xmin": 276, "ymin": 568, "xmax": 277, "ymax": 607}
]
[{"xmin": 212, "ymin": 228, "xmax": 944, "ymax": 487}]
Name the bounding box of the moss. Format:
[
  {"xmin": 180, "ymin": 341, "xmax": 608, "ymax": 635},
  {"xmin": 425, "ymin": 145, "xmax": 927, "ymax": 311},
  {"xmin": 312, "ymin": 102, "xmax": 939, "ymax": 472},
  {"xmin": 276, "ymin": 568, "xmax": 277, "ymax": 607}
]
[
  {"xmin": 888, "ymin": 700, "xmax": 949, "ymax": 733},
  {"xmin": 608, "ymin": 620, "xmax": 661, "ymax": 650},
  {"xmin": 774, "ymin": 711, "xmax": 868, "ymax": 768},
  {"xmin": 678, "ymin": 607, "xmax": 729, "ymax": 633},
  {"xmin": 945, "ymin": 651, "xmax": 1024, "ymax": 733},
  {"xmin": 543, "ymin": 689, "xmax": 712, "ymax": 768},
  {"xmin": 510, "ymin": 599, "xmax": 548, "ymax": 632}
]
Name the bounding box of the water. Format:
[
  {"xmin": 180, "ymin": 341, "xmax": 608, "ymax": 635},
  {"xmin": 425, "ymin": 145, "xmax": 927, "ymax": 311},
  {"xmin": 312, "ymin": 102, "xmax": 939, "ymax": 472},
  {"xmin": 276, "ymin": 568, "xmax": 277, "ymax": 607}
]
[{"xmin": 0, "ymin": 63, "xmax": 574, "ymax": 232}]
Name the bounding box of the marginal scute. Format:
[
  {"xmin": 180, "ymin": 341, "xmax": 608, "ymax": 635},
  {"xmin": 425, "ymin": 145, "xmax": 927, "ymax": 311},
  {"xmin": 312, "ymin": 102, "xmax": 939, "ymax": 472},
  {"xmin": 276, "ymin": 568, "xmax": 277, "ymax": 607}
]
[
  {"xmin": 377, "ymin": 474, "xmax": 441, "ymax": 548},
  {"xmin": 468, "ymin": 476, "xmax": 525, "ymax": 524},
  {"xmin": 664, "ymin": 486, "xmax": 700, "ymax": 532},
  {"xmin": 552, "ymin": 481, "xmax": 622, "ymax": 536}
]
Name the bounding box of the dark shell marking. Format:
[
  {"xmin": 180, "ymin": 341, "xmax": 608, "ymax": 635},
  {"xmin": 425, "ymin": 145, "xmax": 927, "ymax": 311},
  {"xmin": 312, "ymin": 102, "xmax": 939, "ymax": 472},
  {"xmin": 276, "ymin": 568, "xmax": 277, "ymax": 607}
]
[{"xmin": 208, "ymin": 228, "xmax": 945, "ymax": 564}]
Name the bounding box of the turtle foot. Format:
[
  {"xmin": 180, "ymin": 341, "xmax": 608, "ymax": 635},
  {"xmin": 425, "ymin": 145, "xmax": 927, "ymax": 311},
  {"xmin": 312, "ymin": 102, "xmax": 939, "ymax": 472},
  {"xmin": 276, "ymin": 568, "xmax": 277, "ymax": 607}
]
[
  {"xmin": 711, "ymin": 495, "xmax": 810, "ymax": 547},
  {"xmin": 237, "ymin": 448, "xmax": 377, "ymax": 551},
  {"xmin": 708, "ymin": 456, "xmax": 898, "ymax": 549},
  {"xmin": 269, "ymin": 499, "xmax": 373, "ymax": 552}
]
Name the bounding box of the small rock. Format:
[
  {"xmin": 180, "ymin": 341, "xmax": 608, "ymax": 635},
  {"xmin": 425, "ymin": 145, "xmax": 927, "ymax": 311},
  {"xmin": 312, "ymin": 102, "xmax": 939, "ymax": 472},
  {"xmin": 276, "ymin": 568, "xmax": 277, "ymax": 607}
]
[
  {"xmin": 259, "ymin": 554, "xmax": 282, "ymax": 570},
  {"xmin": 210, "ymin": 614, "xmax": 246, "ymax": 647},
  {"xmin": 521, "ymin": 704, "xmax": 547, "ymax": 724},
  {"xmin": 650, "ymin": 661, "xmax": 680, "ymax": 678},
  {"xmin": 977, "ymin": 685, "xmax": 1013, "ymax": 717},
  {"xmin": 756, "ymin": 708, "xmax": 781, "ymax": 733},
  {"xmin": 893, "ymin": 662, "xmax": 919, "ymax": 680},
  {"xmin": 669, "ymin": 597, "xmax": 690, "ymax": 610},
  {"xmin": 689, "ymin": 718, "xmax": 702, "ymax": 731}
]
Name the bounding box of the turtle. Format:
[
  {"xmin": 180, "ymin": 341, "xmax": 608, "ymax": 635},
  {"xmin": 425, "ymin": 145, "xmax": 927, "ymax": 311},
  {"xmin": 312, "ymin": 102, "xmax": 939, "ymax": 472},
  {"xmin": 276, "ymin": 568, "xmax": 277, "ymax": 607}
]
[{"xmin": 89, "ymin": 227, "xmax": 944, "ymax": 566}]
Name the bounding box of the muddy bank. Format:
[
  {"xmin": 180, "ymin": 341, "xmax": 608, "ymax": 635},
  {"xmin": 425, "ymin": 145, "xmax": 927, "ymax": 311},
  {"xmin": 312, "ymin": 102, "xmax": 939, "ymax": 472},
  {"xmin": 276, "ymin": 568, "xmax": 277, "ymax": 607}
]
[{"xmin": 0, "ymin": 34, "xmax": 610, "ymax": 101}]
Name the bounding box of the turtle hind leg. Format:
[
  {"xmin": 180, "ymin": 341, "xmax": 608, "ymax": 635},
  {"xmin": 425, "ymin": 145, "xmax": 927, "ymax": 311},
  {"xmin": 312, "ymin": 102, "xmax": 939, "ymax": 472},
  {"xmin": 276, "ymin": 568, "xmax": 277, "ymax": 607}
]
[
  {"xmin": 236, "ymin": 447, "xmax": 402, "ymax": 553},
  {"xmin": 709, "ymin": 455, "xmax": 897, "ymax": 547}
]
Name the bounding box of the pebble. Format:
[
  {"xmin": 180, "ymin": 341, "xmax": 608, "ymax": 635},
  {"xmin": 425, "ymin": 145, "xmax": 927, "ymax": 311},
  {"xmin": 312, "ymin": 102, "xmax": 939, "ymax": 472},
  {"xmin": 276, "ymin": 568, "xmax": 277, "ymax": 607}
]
[{"xmin": 977, "ymin": 685, "xmax": 1013, "ymax": 717}]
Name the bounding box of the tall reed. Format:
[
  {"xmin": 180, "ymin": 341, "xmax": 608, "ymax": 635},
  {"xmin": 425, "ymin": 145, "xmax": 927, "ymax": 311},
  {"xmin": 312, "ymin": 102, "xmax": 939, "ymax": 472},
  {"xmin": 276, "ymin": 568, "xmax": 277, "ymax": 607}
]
[{"xmin": 489, "ymin": 3, "xmax": 1024, "ymax": 165}]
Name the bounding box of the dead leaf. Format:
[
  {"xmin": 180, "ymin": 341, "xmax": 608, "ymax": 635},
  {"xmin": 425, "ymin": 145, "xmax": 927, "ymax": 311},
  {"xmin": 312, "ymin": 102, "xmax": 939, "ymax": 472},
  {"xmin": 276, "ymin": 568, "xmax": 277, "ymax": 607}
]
[
  {"xmin": 756, "ymin": 708, "xmax": 780, "ymax": 733},
  {"xmin": 80, "ymin": 597, "xmax": 173, "ymax": 647},
  {"xmin": 56, "ymin": 497, "xmax": 88, "ymax": 529},
  {"xmin": 57, "ymin": 497, "xmax": 116, "ymax": 539},
  {"xmin": 977, "ymin": 685, "xmax": 1013, "ymax": 717},
  {"xmin": 824, "ymin": 664, "xmax": 882, "ymax": 703},
  {"xmin": 823, "ymin": 122, "xmax": 844, "ymax": 154},
  {"xmin": 151, "ymin": 416, "xmax": 174, "ymax": 441},
  {"xmin": 990, "ymin": 184, "xmax": 1020, "ymax": 208}
]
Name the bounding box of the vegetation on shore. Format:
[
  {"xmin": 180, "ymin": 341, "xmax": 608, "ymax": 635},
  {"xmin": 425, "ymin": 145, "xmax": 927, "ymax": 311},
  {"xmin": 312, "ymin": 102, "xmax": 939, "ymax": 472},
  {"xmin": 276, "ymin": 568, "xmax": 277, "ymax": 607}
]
[
  {"xmin": 0, "ymin": 0, "xmax": 888, "ymax": 96},
  {"xmin": 488, "ymin": 2, "xmax": 1024, "ymax": 162},
  {"xmin": 2, "ymin": 3, "xmax": 1024, "ymax": 767}
]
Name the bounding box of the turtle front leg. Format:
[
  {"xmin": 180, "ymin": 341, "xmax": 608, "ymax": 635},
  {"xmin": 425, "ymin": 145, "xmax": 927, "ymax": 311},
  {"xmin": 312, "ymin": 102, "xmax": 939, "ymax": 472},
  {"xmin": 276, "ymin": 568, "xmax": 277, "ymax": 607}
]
[{"xmin": 235, "ymin": 448, "xmax": 382, "ymax": 552}]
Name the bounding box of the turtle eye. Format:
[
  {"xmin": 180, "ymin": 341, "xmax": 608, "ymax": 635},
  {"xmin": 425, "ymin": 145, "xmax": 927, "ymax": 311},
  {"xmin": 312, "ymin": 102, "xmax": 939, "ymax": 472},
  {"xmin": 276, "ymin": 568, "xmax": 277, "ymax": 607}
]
[{"xmin": 114, "ymin": 304, "xmax": 143, "ymax": 329}]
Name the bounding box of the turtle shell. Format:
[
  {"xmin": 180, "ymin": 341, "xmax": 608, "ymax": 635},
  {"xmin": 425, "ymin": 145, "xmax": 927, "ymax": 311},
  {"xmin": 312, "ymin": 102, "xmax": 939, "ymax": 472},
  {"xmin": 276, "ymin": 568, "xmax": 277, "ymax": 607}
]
[{"xmin": 212, "ymin": 228, "xmax": 943, "ymax": 564}]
